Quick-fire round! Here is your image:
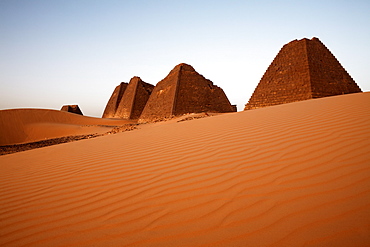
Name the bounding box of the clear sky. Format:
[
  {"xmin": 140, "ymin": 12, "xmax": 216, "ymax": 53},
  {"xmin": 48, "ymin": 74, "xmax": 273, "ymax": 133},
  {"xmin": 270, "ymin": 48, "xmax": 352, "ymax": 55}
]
[{"xmin": 1, "ymin": 0, "xmax": 369, "ymax": 117}]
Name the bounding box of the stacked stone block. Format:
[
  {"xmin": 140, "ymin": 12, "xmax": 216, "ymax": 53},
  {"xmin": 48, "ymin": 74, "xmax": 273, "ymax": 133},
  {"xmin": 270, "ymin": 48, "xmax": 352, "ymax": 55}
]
[
  {"xmin": 245, "ymin": 37, "xmax": 362, "ymax": 110},
  {"xmin": 307, "ymin": 38, "xmax": 361, "ymax": 98},
  {"xmin": 61, "ymin": 105, "xmax": 83, "ymax": 115},
  {"xmin": 139, "ymin": 63, "xmax": 235, "ymax": 121},
  {"xmin": 102, "ymin": 82, "xmax": 128, "ymax": 118},
  {"xmin": 115, "ymin": 77, "xmax": 154, "ymax": 119}
]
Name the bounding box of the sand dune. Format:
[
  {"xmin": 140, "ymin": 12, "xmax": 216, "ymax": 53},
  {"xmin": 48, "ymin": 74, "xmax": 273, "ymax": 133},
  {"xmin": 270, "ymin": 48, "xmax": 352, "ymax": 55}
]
[
  {"xmin": 0, "ymin": 109, "xmax": 133, "ymax": 145},
  {"xmin": 0, "ymin": 92, "xmax": 369, "ymax": 246}
]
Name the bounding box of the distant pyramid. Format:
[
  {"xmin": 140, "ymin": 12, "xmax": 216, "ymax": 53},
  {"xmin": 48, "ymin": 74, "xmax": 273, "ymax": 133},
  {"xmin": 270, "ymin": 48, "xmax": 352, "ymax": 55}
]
[
  {"xmin": 114, "ymin": 77, "xmax": 154, "ymax": 119},
  {"xmin": 61, "ymin": 105, "xmax": 83, "ymax": 115},
  {"xmin": 139, "ymin": 63, "xmax": 235, "ymax": 121},
  {"xmin": 244, "ymin": 37, "xmax": 362, "ymax": 110},
  {"xmin": 102, "ymin": 82, "xmax": 128, "ymax": 118}
]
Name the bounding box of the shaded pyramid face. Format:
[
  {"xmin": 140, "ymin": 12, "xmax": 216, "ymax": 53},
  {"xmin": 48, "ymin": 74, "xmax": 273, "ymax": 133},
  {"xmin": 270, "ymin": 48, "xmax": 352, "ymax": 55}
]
[
  {"xmin": 139, "ymin": 63, "xmax": 235, "ymax": 121},
  {"xmin": 61, "ymin": 105, "xmax": 83, "ymax": 115},
  {"xmin": 244, "ymin": 37, "xmax": 362, "ymax": 110},
  {"xmin": 102, "ymin": 82, "xmax": 128, "ymax": 118},
  {"xmin": 114, "ymin": 77, "xmax": 154, "ymax": 119}
]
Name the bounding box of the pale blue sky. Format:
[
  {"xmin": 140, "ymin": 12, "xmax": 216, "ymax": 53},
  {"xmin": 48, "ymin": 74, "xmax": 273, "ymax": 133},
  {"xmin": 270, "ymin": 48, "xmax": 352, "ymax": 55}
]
[{"xmin": 1, "ymin": 0, "xmax": 369, "ymax": 117}]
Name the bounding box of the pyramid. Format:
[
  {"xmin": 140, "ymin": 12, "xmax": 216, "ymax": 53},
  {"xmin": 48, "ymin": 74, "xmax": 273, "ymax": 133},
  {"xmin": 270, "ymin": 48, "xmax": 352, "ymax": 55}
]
[
  {"xmin": 114, "ymin": 77, "xmax": 154, "ymax": 119},
  {"xmin": 139, "ymin": 63, "xmax": 235, "ymax": 121},
  {"xmin": 60, "ymin": 105, "xmax": 83, "ymax": 115},
  {"xmin": 102, "ymin": 82, "xmax": 128, "ymax": 118},
  {"xmin": 244, "ymin": 37, "xmax": 362, "ymax": 110}
]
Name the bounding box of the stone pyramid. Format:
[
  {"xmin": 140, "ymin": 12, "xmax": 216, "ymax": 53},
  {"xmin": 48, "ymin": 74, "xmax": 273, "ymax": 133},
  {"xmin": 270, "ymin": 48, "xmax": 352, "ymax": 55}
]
[
  {"xmin": 61, "ymin": 105, "xmax": 83, "ymax": 115},
  {"xmin": 102, "ymin": 82, "xmax": 128, "ymax": 118},
  {"xmin": 114, "ymin": 77, "xmax": 154, "ymax": 119},
  {"xmin": 244, "ymin": 37, "xmax": 362, "ymax": 110},
  {"xmin": 139, "ymin": 63, "xmax": 235, "ymax": 121}
]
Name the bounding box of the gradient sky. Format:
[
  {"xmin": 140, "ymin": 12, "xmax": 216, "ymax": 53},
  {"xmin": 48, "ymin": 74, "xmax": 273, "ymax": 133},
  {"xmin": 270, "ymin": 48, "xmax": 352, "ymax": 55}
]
[{"xmin": 1, "ymin": 0, "xmax": 369, "ymax": 117}]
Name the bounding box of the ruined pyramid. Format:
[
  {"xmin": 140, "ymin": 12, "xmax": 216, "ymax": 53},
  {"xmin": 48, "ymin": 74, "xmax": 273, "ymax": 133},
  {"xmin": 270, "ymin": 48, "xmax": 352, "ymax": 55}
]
[
  {"xmin": 102, "ymin": 82, "xmax": 128, "ymax": 118},
  {"xmin": 114, "ymin": 77, "xmax": 154, "ymax": 119},
  {"xmin": 244, "ymin": 37, "xmax": 362, "ymax": 110},
  {"xmin": 61, "ymin": 105, "xmax": 83, "ymax": 115},
  {"xmin": 139, "ymin": 63, "xmax": 235, "ymax": 121}
]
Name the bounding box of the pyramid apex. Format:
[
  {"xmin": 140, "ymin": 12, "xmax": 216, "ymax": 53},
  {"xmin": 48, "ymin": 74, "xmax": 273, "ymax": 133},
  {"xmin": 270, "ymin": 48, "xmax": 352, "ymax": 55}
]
[
  {"xmin": 174, "ymin": 63, "xmax": 195, "ymax": 71},
  {"xmin": 130, "ymin": 76, "xmax": 143, "ymax": 82},
  {"xmin": 288, "ymin": 37, "xmax": 321, "ymax": 45},
  {"xmin": 176, "ymin": 62, "xmax": 192, "ymax": 67}
]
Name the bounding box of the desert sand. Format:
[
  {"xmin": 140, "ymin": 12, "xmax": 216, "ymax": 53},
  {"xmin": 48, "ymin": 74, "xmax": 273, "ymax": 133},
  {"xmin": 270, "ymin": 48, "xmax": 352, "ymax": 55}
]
[
  {"xmin": 0, "ymin": 109, "xmax": 133, "ymax": 146},
  {"xmin": 1, "ymin": 92, "xmax": 370, "ymax": 246}
]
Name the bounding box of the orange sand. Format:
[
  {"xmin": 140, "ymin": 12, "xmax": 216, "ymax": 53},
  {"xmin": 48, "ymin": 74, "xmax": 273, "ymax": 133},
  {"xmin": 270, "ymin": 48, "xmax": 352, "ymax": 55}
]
[
  {"xmin": 1, "ymin": 92, "xmax": 369, "ymax": 246},
  {"xmin": 0, "ymin": 109, "xmax": 133, "ymax": 145}
]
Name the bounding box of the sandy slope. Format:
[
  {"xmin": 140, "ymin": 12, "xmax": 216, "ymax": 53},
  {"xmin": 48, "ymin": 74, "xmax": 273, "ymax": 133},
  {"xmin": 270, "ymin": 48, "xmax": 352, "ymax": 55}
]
[
  {"xmin": 0, "ymin": 92, "xmax": 369, "ymax": 246},
  {"xmin": 0, "ymin": 109, "xmax": 133, "ymax": 145}
]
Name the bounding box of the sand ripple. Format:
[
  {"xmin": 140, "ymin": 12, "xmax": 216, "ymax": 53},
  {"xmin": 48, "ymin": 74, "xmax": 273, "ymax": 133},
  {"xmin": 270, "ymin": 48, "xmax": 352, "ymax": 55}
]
[{"xmin": 1, "ymin": 93, "xmax": 369, "ymax": 246}]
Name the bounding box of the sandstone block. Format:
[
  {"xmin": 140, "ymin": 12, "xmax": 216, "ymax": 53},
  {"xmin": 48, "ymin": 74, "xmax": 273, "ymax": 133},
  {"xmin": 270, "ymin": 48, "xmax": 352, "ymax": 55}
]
[{"xmin": 245, "ymin": 37, "xmax": 362, "ymax": 110}]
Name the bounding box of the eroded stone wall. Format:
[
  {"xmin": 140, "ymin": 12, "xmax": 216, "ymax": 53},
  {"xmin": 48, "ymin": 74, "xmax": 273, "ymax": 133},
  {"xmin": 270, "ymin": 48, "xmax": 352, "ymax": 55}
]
[
  {"xmin": 102, "ymin": 82, "xmax": 128, "ymax": 118},
  {"xmin": 139, "ymin": 66, "xmax": 179, "ymax": 121},
  {"xmin": 131, "ymin": 80, "xmax": 154, "ymax": 119},
  {"xmin": 244, "ymin": 38, "xmax": 362, "ymax": 110},
  {"xmin": 61, "ymin": 105, "xmax": 83, "ymax": 115},
  {"xmin": 245, "ymin": 39, "xmax": 312, "ymax": 110},
  {"xmin": 307, "ymin": 38, "xmax": 361, "ymax": 98},
  {"xmin": 139, "ymin": 63, "xmax": 235, "ymax": 121},
  {"xmin": 174, "ymin": 65, "xmax": 234, "ymax": 115},
  {"xmin": 115, "ymin": 77, "xmax": 154, "ymax": 119}
]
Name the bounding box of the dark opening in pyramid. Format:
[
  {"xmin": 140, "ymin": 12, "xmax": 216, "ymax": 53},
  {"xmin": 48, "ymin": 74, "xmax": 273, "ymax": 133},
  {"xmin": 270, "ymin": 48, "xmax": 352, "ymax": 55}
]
[{"xmin": 244, "ymin": 37, "xmax": 362, "ymax": 110}]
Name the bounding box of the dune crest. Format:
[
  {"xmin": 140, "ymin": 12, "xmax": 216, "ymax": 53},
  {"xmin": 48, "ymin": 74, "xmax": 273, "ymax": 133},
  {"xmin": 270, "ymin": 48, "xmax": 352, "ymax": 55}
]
[
  {"xmin": 0, "ymin": 92, "xmax": 369, "ymax": 246},
  {"xmin": 0, "ymin": 108, "xmax": 133, "ymax": 145}
]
